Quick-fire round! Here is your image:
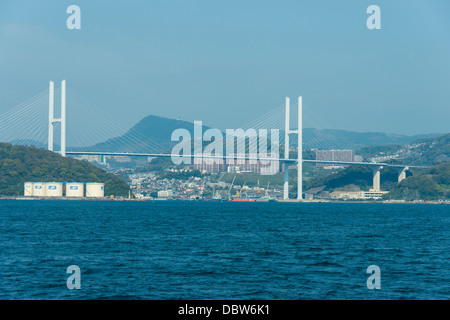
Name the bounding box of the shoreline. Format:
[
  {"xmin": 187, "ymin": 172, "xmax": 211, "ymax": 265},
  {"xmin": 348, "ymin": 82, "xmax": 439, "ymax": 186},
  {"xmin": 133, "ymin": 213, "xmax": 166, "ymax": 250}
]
[{"xmin": 0, "ymin": 196, "xmax": 448, "ymax": 205}]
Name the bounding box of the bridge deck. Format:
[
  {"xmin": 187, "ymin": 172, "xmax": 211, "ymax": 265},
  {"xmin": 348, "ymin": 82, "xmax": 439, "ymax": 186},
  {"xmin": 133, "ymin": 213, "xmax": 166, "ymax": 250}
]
[{"xmin": 65, "ymin": 151, "xmax": 427, "ymax": 168}]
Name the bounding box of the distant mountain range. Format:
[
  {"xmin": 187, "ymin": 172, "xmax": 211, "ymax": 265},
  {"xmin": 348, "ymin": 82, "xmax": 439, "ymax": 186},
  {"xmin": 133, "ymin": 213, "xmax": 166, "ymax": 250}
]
[
  {"xmin": 76, "ymin": 115, "xmax": 211, "ymax": 153},
  {"xmin": 292, "ymin": 129, "xmax": 441, "ymax": 150},
  {"xmin": 77, "ymin": 115, "xmax": 443, "ymax": 153}
]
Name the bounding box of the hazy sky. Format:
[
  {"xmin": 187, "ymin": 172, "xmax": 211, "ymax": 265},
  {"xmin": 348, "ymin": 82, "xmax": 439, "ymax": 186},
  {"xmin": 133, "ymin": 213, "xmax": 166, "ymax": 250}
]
[{"xmin": 0, "ymin": 0, "xmax": 449, "ymax": 135}]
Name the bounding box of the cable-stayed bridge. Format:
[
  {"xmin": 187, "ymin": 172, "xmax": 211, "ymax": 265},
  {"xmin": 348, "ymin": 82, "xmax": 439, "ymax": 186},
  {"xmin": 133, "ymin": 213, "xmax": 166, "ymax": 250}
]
[{"xmin": 0, "ymin": 80, "xmax": 426, "ymax": 200}]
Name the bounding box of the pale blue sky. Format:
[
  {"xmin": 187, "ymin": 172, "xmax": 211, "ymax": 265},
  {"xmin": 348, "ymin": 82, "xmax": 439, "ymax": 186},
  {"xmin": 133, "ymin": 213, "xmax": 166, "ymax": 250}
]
[{"xmin": 0, "ymin": 0, "xmax": 449, "ymax": 135}]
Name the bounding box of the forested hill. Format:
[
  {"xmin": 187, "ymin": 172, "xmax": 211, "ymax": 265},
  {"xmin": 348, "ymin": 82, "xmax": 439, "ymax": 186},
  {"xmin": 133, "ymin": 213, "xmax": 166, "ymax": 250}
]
[
  {"xmin": 404, "ymin": 133, "xmax": 450, "ymax": 164},
  {"xmin": 304, "ymin": 162, "xmax": 449, "ymax": 200},
  {"xmin": 385, "ymin": 162, "xmax": 450, "ymax": 200},
  {"xmin": 0, "ymin": 143, "xmax": 130, "ymax": 196}
]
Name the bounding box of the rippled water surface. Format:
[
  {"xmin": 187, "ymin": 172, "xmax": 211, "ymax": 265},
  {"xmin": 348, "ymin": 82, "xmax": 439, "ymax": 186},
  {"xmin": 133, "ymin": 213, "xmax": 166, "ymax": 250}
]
[{"xmin": 0, "ymin": 200, "xmax": 448, "ymax": 299}]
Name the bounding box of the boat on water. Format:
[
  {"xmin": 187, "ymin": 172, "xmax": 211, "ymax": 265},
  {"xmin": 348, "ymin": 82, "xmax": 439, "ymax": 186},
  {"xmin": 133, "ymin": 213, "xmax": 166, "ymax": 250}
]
[{"xmin": 212, "ymin": 194, "xmax": 223, "ymax": 201}]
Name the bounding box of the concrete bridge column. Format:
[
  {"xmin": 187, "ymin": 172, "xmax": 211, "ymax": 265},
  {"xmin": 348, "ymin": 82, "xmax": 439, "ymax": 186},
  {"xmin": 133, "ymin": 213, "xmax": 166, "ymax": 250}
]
[
  {"xmin": 372, "ymin": 166, "xmax": 383, "ymax": 191},
  {"xmin": 283, "ymin": 97, "xmax": 290, "ymax": 200},
  {"xmin": 283, "ymin": 162, "xmax": 289, "ymax": 200},
  {"xmin": 398, "ymin": 166, "xmax": 409, "ymax": 183}
]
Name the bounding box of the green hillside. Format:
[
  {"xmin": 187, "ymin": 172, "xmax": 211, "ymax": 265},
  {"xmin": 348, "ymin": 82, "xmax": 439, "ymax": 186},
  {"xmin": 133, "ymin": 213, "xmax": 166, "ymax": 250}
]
[
  {"xmin": 304, "ymin": 132, "xmax": 449, "ymax": 197},
  {"xmin": 303, "ymin": 165, "xmax": 401, "ymax": 192},
  {"xmin": 404, "ymin": 133, "xmax": 450, "ymax": 164},
  {"xmin": 0, "ymin": 143, "xmax": 130, "ymax": 196},
  {"xmin": 385, "ymin": 162, "xmax": 450, "ymax": 200},
  {"xmin": 297, "ymin": 129, "xmax": 440, "ymax": 149},
  {"xmin": 303, "ymin": 161, "xmax": 449, "ymax": 200}
]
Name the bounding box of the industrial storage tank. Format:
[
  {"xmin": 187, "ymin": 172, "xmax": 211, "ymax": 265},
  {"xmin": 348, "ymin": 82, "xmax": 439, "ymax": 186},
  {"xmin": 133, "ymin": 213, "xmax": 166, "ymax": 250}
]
[
  {"xmin": 86, "ymin": 183, "xmax": 105, "ymax": 198},
  {"xmin": 32, "ymin": 183, "xmax": 45, "ymax": 197},
  {"xmin": 45, "ymin": 182, "xmax": 63, "ymax": 197},
  {"xmin": 24, "ymin": 182, "xmax": 33, "ymax": 196},
  {"xmin": 66, "ymin": 183, "xmax": 84, "ymax": 198}
]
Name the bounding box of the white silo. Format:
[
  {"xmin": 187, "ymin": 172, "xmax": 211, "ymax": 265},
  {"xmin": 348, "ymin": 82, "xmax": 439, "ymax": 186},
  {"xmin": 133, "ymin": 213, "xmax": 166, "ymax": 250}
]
[
  {"xmin": 86, "ymin": 183, "xmax": 105, "ymax": 198},
  {"xmin": 24, "ymin": 182, "xmax": 33, "ymax": 196},
  {"xmin": 66, "ymin": 183, "xmax": 84, "ymax": 198},
  {"xmin": 32, "ymin": 183, "xmax": 45, "ymax": 197},
  {"xmin": 45, "ymin": 182, "xmax": 63, "ymax": 197}
]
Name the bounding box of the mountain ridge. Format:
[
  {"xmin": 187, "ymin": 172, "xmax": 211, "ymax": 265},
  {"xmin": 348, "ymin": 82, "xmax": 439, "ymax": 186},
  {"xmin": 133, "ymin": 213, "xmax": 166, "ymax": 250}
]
[{"xmin": 81, "ymin": 114, "xmax": 444, "ymax": 152}]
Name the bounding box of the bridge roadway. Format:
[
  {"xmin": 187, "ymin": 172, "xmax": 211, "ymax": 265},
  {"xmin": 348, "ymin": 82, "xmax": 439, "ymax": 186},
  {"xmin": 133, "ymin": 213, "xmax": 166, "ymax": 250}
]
[{"xmin": 65, "ymin": 151, "xmax": 427, "ymax": 169}]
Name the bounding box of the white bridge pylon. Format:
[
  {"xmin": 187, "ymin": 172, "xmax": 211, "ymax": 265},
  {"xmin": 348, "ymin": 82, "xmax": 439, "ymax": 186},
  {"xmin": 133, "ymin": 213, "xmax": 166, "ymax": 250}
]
[
  {"xmin": 284, "ymin": 96, "xmax": 302, "ymax": 201},
  {"xmin": 48, "ymin": 80, "xmax": 66, "ymax": 156}
]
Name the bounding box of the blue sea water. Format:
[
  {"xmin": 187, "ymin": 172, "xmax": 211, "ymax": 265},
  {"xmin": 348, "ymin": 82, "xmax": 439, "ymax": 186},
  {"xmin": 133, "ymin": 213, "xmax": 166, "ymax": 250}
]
[{"xmin": 0, "ymin": 200, "xmax": 448, "ymax": 300}]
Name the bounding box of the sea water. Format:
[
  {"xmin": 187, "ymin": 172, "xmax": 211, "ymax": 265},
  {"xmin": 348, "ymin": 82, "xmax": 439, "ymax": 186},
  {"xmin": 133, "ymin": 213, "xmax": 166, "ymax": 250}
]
[{"xmin": 0, "ymin": 200, "xmax": 448, "ymax": 299}]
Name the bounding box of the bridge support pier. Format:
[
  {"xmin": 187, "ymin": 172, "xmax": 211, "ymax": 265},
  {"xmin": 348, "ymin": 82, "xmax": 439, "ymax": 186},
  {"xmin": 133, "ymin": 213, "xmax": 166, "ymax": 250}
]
[
  {"xmin": 371, "ymin": 166, "xmax": 383, "ymax": 191},
  {"xmin": 48, "ymin": 80, "xmax": 66, "ymax": 157},
  {"xmin": 48, "ymin": 81, "xmax": 54, "ymax": 152},
  {"xmin": 283, "ymin": 162, "xmax": 289, "ymax": 200},
  {"xmin": 61, "ymin": 80, "xmax": 66, "ymax": 157},
  {"xmin": 297, "ymin": 96, "xmax": 302, "ymax": 200},
  {"xmin": 283, "ymin": 96, "xmax": 303, "ymax": 201},
  {"xmin": 398, "ymin": 166, "xmax": 409, "ymax": 183},
  {"xmin": 283, "ymin": 97, "xmax": 290, "ymax": 200}
]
